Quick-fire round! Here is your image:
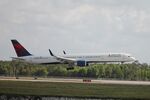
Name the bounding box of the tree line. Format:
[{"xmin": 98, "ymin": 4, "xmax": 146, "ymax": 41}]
[{"xmin": 0, "ymin": 61, "xmax": 150, "ymax": 81}]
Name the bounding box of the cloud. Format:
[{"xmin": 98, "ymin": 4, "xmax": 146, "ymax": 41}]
[{"xmin": 0, "ymin": 0, "xmax": 150, "ymax": 63}]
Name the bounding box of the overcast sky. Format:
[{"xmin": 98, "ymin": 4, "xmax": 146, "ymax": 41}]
[{"xmin": 0, "ymin": 0, "xmax": 150, "ymax": 63}]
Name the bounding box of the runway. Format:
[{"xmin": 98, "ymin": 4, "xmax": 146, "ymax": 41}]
[{"xmin": 0, "ymin": 77, "xmax": 150, "ymax": 85}]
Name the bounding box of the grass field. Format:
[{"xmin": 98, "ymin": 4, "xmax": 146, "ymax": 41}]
[{"xmin": 0, "ymin": 80, "xmax": 150, "ymax": 99}]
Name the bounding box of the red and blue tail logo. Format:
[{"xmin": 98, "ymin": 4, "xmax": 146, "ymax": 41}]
[{"xmin": 11, "ymin": 40, "xmax": 32, "ymax": 57}]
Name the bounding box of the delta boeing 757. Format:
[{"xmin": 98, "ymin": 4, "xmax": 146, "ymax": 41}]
[{"xmin": 11, "ymin": 40, "xmax": 137, "ymax": 67}]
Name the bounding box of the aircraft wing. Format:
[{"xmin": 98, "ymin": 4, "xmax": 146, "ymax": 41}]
[
  {"xmin": 54, "ymin": 56, "xmax": 76, "ymax": 63},
  {"xmin": 49, "ymin": 49, "xmax": 76, "ymax": 63}
]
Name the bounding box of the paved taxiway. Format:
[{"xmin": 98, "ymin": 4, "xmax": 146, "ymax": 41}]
[{"xmin": 0, "ymin": 77, "xmax": 150, "ymax": 85}]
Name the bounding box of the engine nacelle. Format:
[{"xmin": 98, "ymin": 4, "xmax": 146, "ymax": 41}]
[{"xmin": 76, "ymin": 60, "xmax": 87, "ymax": 67}]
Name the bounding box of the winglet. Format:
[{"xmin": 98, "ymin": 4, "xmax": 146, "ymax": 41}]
[
  {"xmin": 49, "ymin": 49, "xmax": 54, "ymax": 56},
  {"xmin": 63, "ymin": 50, "xmax": 66, "ymax": 55}
]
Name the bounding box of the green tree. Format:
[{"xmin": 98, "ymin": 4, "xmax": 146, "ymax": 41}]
[
  {"xmin": 34, "ymin": 68, "xmax": 48, "ymax": 77},
  {"xmin": 113, "ymin": 66, "xmax": 123, "ymax": 79},
  {"xmin": 48, "ymin": 66, "xmax": 67, "ymax": 76},
  {"xmin": 87, "ymin": 66, "xmax": 99, "ymax": 77},
  {"xmin": 78, "ymin": 68, "xmax": 87, "ymax": 77},
  {"xmin": 105, "ymin": 65, "xmax": 113, "ymax": 78}
]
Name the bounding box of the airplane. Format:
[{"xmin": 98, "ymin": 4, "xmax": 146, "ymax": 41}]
[{"xmin": 11, "ymin": 39, "xmax": 137, "ymax": 67}]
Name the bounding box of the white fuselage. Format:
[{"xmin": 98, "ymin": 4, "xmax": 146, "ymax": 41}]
[{"xmin": 15, "ymin": 53, "xmax": 136, "ymax": 64}]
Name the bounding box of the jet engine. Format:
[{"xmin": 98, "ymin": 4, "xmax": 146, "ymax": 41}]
[{"xmin": 76, "ymin": 60, "xmax": 87, "ymax": 67}]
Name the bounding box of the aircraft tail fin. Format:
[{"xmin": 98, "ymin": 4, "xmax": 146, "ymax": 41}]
[{"xmin": 11, "ymin": 39, "xmax": 32, "ymax": 57}]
